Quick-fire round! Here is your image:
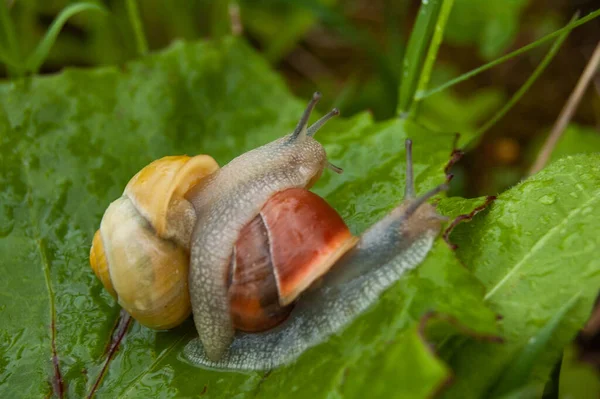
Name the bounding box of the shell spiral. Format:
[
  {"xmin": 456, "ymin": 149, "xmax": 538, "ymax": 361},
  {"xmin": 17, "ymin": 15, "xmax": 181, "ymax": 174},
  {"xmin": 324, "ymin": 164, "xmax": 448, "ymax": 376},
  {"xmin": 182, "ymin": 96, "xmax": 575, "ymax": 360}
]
[{"xmin": 89, "ymin": 155, "xmax": 219, "ymax": 329}]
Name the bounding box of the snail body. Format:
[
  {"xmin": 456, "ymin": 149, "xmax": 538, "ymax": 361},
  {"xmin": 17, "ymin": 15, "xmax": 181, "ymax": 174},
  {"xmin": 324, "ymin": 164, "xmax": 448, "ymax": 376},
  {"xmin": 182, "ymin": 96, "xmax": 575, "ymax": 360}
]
[{"xmin": 90, "ymin": 93, "xmax": 447, "ymax": 370}]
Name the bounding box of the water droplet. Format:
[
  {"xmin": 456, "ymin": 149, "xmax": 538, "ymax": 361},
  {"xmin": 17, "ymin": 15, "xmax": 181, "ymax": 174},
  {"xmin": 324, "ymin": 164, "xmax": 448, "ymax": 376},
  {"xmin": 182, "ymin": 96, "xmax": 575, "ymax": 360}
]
[
  {"xmin": 561, "ymin": 233, "xmax": 579, "ymax": 249},
  {"xmin": 569, "ymin": 192, "xmax": 579, "ymax": 199},
  {"xmin": 538, "ymin": 194, "xmax": 556, "ymax": 205}
]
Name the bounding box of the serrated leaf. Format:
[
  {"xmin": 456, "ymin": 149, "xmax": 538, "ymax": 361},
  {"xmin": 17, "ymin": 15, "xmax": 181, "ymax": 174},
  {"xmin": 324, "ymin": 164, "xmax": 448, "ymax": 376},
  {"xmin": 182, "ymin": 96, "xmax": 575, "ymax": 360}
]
[
  {"xmin": 441, "ymin": 154, "xmax": 600, "ymax": 398},
  {"xmin": 0, "ymin": 37, "xmax": 498, "ymax": 398}
]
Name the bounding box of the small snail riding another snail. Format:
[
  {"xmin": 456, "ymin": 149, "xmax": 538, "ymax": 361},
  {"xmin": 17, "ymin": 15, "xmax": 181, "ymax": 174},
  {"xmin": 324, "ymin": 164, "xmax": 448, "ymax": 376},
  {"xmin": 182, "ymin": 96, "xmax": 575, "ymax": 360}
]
[{"xmin": 90, "ymin": 92, "xmax": 448, "ymax": 370}]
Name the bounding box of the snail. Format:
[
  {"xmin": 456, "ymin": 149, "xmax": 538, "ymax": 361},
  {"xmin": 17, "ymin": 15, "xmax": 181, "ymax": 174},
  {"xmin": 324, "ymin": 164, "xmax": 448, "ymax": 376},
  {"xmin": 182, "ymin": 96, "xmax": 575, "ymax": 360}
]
[{"xmin": 90, "ymin": 92, "xmax": 448, "ymax": 370}]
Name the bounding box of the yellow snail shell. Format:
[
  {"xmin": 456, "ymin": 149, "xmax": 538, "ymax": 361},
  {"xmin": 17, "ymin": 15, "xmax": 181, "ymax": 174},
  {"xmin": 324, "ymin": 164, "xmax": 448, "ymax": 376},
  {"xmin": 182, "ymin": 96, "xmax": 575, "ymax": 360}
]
[{"xmin": 89, "ymin": 155, "xmax": 219, "ymax": 329}]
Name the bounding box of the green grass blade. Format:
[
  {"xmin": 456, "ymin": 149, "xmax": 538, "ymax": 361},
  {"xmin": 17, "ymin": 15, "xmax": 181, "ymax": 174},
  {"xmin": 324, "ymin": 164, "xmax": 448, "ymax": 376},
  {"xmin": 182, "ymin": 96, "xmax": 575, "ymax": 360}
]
[
  {"xmin": 398, "ymin": 0, "xmax": 443, "ymax": 115},
  {"xmin": 488, "ymin": 293, "xmax": 581, "ymax": 398},
  {"xmin": 0, "ymin": 0, "xmax": 22, "ymax": 75},
  {"xmin": 25, "ymin": 2, "xmax": 107, "ymax": 73},
  {"xmin": 471, "ymin": 13, "xmax": 576, "ymax": 140},
  {"xmin": 126, "ymin": 0, "xmax": 149, "ymax": 56},
  {"xmin": 418, "ymin": 9, "xmax": 600, "ymax": 100},
  {"xmin": 408, "ymin": 0, "xmax": 454, "ymax": 118}
]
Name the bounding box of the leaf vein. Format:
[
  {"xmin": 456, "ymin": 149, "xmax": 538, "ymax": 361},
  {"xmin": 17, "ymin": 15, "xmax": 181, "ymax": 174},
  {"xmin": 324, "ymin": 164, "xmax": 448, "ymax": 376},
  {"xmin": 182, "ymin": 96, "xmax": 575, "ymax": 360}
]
[
  {"xmin": 22, "ymin": 160, "xmax": 64, "ymax": 398},
  {"xmin": 484, "ymin": 190, "xmax": 600, "ymax": 301},
  {"xmin": 119, "ymin": 332, "xmax": 191, "ymax": 398}
]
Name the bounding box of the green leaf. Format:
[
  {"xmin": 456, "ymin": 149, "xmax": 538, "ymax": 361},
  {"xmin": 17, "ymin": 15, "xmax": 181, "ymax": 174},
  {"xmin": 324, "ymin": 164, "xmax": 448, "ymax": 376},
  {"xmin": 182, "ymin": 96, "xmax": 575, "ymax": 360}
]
[
  {"xmin": 0, "ymin": 37, "xmax": 498, "ymax": 398},
  {"xmin": 489, "ymin": 293, "xmax": 580, "ymax": 397},
  {"xmin": 442, "ymin": 154, "xmax": 600, "ymax": 398},
  {"xmin": 254, "ymin": 241, "xmax": 499, "ymax": 399}
]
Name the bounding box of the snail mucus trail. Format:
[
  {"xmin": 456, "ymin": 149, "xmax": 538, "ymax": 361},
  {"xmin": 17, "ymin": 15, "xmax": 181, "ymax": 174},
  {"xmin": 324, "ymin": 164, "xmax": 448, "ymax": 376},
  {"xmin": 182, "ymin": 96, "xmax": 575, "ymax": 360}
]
[{"xmin": 90, "ymin": 92, "xmax": 448, "ymax": 371}]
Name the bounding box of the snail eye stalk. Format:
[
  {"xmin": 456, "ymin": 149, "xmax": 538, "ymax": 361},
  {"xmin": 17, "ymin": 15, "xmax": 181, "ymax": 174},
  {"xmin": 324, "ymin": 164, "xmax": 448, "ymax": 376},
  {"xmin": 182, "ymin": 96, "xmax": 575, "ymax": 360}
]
[
  {"xmin": 290, "ymin": 92, "xmax": 322, "ymax": 141},
  {"xmin": 307, "ymin": 108, "xmax": 340, "ymax": 137}
]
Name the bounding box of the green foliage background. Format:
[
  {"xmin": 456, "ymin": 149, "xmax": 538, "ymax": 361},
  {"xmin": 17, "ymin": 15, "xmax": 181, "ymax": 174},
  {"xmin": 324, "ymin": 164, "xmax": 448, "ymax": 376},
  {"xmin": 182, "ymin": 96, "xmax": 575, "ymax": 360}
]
[{"xmin": 0, "ymin": 1, "xmax": 599, "ymax": 398}]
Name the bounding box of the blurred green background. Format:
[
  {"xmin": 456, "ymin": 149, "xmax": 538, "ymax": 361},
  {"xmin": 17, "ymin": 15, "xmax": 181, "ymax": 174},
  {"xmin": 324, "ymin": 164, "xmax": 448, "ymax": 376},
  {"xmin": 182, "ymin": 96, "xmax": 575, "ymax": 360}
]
[{"xmin": 1, "ymin": 0, "xmax": 599, "ymax": 195}]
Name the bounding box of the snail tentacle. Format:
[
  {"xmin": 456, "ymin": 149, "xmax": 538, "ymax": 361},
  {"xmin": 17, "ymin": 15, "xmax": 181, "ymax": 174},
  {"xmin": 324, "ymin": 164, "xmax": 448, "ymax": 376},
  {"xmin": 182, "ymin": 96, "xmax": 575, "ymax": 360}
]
[
  {"xmin": 290, "ymin": 92, "xmax": 321, "ymax": 141},
  {"xmin": 307, "ymin": 108, "xmax": 340, "ymax": 137}
]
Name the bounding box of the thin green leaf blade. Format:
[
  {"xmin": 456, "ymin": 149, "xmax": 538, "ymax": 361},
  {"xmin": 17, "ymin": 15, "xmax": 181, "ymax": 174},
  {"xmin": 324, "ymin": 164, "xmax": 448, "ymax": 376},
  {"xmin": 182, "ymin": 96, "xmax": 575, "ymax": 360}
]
[
  {"xmin": 472, "ymin": 14, "xmax": 575, "ymax": 139},
  {"xmin": 126, "ymin": 0, "xmax": 149, "ymax": 56},
  {"xmin": 409, "ymin": 0, "xmax": 454, "ymax": 117},
  {"xmin": 25, "ymin": 2, "xmax": 107, "ymax": 73},
  {"xmin": 0, "ymin": 0, "xmax": 22, "ymax": 75},
  {"xmin": 398, "ymin": 0, "xmax": 443, "ymax": 115},
  {"xmin": 419, "ymin": 9, "xmax": 600, "ymax": 100},
  {"xmin": 489, "ymin": 293, "xmax": 581, "ymax": 397}
]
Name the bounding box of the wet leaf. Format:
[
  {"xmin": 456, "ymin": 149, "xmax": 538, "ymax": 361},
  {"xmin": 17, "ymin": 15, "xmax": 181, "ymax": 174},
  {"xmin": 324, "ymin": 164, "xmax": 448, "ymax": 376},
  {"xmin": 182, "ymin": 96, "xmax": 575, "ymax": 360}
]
[
  {"xmin": 0, "ymin": 37, "xmax": 498, "ymax": 398},
  {"xmin": 442, "ymin": 154, "xmax": 600, "ymax": 398},
  {"xmin": 488, "ymin": 293, "xmax": 580, "ymax": 397}
]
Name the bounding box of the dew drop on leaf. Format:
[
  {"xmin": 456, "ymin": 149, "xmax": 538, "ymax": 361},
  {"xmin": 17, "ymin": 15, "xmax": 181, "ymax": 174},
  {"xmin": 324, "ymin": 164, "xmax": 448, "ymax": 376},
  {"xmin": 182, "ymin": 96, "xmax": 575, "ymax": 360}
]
[{"xmin": 538, "ymin": 194, "xmax": 556, "ymax": 205}]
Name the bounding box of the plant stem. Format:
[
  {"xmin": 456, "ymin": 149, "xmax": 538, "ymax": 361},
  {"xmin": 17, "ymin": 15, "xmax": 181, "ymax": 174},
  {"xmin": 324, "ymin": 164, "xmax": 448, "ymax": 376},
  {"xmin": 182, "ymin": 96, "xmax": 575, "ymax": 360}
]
[
  {"xmin": 126, "ymin": 0, "xmax": 149, "ymax": 56},
  {"xmin": 529, "ymin": 41, "xmax": 600, "ymax": 176}
]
